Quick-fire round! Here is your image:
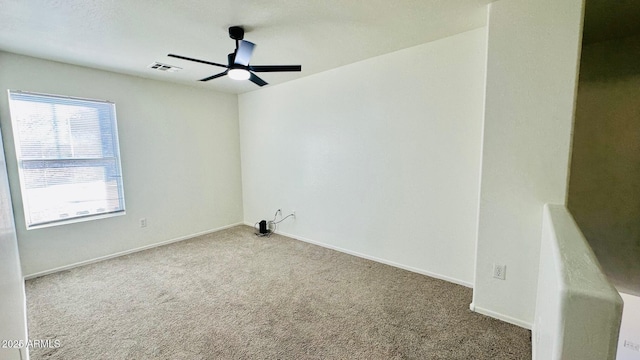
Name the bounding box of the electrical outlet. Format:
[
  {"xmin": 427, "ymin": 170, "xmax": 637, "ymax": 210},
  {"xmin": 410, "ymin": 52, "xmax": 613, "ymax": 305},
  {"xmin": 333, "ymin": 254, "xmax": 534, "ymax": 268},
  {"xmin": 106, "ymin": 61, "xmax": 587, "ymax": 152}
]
[
  {"xmin": 140, "ymin": 218, "xmax": 147, "ymax": 228},
  {"xmin": 493, "ymin": 264, "xmax": 506, "ymax": 280}
]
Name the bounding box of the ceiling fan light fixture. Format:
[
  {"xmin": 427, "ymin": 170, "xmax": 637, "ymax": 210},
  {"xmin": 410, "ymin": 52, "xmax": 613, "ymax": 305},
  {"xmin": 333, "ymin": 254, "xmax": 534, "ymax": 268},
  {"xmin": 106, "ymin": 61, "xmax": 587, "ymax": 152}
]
[
  {"xmin": 228, "ymin": 68, "xmax": 250, "ymax": 81},
  {"xmin": 168, "ymin": 26, "xmax": 301, "ymax": 87}
]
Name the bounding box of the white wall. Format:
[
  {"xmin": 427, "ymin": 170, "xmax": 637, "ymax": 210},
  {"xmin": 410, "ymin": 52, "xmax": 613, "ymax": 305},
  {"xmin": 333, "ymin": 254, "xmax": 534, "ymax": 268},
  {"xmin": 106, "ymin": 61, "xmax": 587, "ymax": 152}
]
[
  {"xmin": 618, "ymin": 293, "xmax": 640, "ymax": 360},
  {"xmin": 0, "ymin": 52, "xmax": 243, "ymax": 277},
  {"xmin": 240, "ymin": 28, "xmax": 486, "ymax": 286},
  {"xmin": 472, "ymin": 0, "xmax": 584, "ymax": 327},
  {"xmin": 534, "ymin": 204, "xmax": 622, "ymax": 360},
  {"xmin": 0, "ymin": 126, "xmax": 27, "ymax": 360}
]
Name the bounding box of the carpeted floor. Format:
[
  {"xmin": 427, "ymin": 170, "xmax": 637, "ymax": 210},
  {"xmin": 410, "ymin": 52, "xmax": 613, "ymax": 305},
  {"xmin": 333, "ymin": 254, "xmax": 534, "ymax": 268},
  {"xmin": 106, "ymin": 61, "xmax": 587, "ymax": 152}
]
[{"xmin": 26, "ymin": 225, "xmax": 531, "ymax": 359}]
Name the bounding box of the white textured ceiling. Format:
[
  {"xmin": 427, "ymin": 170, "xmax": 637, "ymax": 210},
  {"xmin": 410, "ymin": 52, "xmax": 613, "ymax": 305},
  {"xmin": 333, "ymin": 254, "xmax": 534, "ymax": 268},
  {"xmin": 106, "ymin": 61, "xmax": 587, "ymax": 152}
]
[{"xmin": 0, "ymin": 0, "xmax": 494, "ymax": 94}]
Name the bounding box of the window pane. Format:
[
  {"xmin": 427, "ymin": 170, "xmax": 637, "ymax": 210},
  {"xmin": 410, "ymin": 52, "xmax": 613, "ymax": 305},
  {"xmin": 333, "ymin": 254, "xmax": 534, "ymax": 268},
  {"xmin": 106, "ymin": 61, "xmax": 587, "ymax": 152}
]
[{"xmin": 8, "ymin": 91, "xmax": 125, "ymax": 228}]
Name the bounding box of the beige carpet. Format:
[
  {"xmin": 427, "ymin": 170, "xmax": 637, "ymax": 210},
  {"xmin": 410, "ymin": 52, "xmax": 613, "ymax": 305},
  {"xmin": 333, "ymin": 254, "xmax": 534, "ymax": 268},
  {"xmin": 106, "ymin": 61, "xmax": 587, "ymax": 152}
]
[{"xmin": 26, "ymin": 225, "xmax": 531, "ymax": 359}]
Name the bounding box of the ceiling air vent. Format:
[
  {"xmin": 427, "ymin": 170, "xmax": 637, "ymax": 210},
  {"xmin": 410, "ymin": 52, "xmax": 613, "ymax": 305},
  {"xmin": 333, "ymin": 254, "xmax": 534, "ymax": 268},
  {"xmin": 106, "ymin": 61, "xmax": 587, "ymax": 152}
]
[{"xmin": 148, "ymin": 62, "xmax": 182, "ymax": 73}]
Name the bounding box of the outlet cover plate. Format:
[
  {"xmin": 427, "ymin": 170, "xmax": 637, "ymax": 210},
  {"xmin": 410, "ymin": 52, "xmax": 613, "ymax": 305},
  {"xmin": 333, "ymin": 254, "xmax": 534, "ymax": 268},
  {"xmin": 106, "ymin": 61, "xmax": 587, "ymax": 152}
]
[{"xmin": 493, "ymin": 264, "xmax": 506, "ymax": 280}]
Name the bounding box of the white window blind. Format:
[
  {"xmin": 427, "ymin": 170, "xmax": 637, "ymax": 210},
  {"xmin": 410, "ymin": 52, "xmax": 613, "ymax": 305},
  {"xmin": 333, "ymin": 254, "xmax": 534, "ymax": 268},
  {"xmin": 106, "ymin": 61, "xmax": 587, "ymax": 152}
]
[{"xmin": 7, "ymin": 90, "xmax": 125, "ymax": 229}]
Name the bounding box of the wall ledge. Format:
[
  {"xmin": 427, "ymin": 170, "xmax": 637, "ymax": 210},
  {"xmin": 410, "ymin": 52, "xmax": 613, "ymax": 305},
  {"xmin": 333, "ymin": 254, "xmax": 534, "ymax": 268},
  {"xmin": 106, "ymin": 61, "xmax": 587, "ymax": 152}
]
[{"xmin": 533, "ymin": 204, "xmax": 623, "ymax": 360}]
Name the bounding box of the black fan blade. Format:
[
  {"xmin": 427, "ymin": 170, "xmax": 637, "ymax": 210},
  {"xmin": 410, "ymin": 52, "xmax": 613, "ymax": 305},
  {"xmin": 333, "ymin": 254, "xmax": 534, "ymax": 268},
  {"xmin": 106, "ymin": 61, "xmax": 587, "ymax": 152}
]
[
  {"xmin": 168, "ymin": 54, "xmax": 228, "ymax": 68},
  {"xmin": 250, "ymin": 65, "xmax": 302, "ymax": 72},
  {"xmin": 199, "ymin": 70, "xmax": 228, "ymax": 82},
  {"xmin": 234, "ymin": 40, "xmax": 255, "ymax": 66},
  {"xmin": 249, "ymin": 73, "xmax": 268, "ymax": 87}
]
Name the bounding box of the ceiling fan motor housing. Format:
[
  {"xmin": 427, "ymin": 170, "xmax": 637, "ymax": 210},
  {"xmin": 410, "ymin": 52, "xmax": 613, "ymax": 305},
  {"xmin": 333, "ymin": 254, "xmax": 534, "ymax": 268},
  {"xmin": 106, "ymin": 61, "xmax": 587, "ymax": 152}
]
[{"xmin": 229, "ymin": 26, "xmax": 244, "ymax": 40}]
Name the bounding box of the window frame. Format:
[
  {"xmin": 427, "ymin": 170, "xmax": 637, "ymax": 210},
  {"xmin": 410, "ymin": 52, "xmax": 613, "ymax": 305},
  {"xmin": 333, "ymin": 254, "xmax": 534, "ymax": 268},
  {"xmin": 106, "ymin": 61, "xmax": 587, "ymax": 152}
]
[{"xmin": 7, "ymin": 90, "xmax": 126, "ymax": 230}]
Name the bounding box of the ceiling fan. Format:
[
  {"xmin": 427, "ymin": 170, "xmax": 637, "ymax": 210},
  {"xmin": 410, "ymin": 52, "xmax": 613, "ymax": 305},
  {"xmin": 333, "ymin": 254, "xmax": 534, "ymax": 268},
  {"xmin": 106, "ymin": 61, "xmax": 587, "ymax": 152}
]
[{"xmin": 168, "ymin": 26, "xmax": 302, "ymax": 87}]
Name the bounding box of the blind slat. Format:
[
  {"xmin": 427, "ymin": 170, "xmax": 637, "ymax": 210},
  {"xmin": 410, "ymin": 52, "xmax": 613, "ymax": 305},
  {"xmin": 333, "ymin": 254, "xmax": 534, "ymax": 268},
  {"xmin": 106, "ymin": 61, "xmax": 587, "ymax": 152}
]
[{"xmin": 8, "ymin": 90, "xmax": 126, "ymax": 228}]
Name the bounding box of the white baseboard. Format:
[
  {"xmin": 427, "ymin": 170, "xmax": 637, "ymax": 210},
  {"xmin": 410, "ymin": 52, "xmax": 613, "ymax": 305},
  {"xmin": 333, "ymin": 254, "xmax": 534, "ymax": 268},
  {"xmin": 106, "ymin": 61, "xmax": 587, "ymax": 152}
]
[
  {"xmin": 24, "ymin": 222, "xmax": 244, "ymax": 280},
  {"xmin": 19, "ymin": 347, "xmax": 28, "ymax": 360},
  {"xmin": 20, "ymin": 280, "xmax": 29, "ymax": 360},
  {"xmin": 242, "ymin": 222, "xmax": 472, "ymax": 288},
  {"xmin": 471, "ymin": 303, "xmax": 533, "ymax": 330},
  {"xmin": 531, "ymin": 326, "xmax": 538, "ymax": 360}
]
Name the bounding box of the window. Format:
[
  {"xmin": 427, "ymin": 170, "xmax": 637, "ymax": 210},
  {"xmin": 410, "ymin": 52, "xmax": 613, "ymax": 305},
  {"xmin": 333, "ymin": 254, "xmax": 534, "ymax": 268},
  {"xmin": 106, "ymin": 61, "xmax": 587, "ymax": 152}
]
[{"xmin": 7, "ymin": 90, "xmax": 125, "ymax": 229}]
